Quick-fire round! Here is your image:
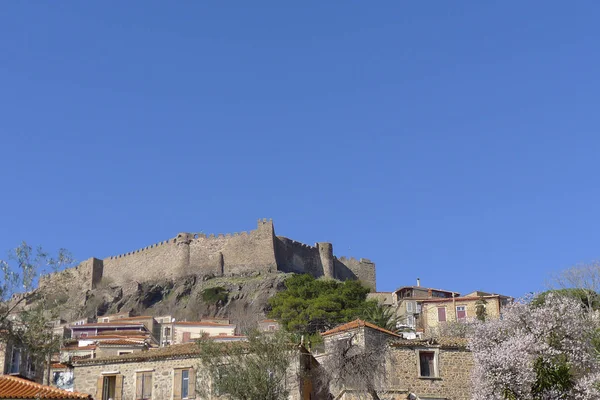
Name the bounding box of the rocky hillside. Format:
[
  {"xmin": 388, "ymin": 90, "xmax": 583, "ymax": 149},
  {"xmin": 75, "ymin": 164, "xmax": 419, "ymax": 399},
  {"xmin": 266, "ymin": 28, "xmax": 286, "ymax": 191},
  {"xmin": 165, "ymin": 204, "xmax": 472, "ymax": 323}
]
[{"xmin": 38, "ymin": 272, "xmax": 294, "ymax": 330}]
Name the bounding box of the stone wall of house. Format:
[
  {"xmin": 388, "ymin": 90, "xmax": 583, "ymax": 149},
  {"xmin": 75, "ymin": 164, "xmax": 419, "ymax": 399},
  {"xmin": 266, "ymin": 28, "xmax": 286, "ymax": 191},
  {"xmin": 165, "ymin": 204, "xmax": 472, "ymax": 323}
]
[
  {"xmin": 388, "ymin": 345, "xmax": 474, "ymax": 400},
  {"xmin": 73, "ymin": 351, "xmax": 309, "ymax": 400},
  {"xmin": 74, "ymin": 356, "xmax": 208, "ymax": 399}
]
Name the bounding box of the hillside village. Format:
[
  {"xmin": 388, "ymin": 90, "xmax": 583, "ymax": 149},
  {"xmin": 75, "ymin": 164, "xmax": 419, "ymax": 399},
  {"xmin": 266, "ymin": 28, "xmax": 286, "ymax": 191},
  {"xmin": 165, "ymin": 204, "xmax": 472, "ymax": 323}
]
[{"xmin": 0, "ymin": 221, "xmax": 520, "ymax": 400}]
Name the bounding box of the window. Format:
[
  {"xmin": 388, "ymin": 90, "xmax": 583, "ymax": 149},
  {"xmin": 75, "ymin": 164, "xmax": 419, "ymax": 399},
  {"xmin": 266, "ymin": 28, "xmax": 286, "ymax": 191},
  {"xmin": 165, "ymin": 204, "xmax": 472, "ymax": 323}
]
[
  {"xmin": 173, "ymin": 368, "xmax": 195, "ymax": 399},
  {"xmin": 164, "ymin": 327, "xmax": 171, "ymax": 338},
  {"xmin": 182, "ymin": 370, "xmax": 189, "ymax": 398},
  {"xmin": 406, "ymin": 315, "xmax": 415, "ymax": 327},
  {"xmin": 80, "ymin": 333, "xmax": 88, "ymax": 338},
  {"xmin": 102, "ymin": 376, "xmax": 115, "ymax": 400},
  {"xmin": 416, "ymin": 303, "xmax": 422, "ymax": 313},
  {"xmin": 418, "ymin": 350, "xmax": 439, "ymax": 378},
  {"xmin": 9, "ymin": 348, "xmax": 21, "ymax": 374},
  {"xmin": 437, "ymin": 307, "xmax": 446, "ymax": 322},
  {"xmin": 96, "ymin": 374, "xmax": 123, "ymax": 400},
  {"xmin": 268, "ymin": 325, "xmax": 276, "ymax": 331},
  {"xmin": 456, "ymin": 306, "xmax": 467, "ymax": 321},
  {"xmin": 102, "ymin": 318, "xmax": 109, "ymax": 323},
  {"xmin": 406, "ymin": 301, "xmax": 414, "ymax": 313},
  {"xmin": 136, "ymin": 371, "xmax": 153, "ymax": 399},
  {"xmin": 117, "ymin": 351, "xmax": 133, "ymax": 356}
]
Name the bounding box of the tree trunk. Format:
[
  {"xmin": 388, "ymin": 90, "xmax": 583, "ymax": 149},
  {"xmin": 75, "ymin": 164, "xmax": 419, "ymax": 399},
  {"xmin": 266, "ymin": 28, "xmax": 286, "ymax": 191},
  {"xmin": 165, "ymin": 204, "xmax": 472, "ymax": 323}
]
[{"xmin": 368, "ymin": 387, "xmax": 380, "ymax": 400}]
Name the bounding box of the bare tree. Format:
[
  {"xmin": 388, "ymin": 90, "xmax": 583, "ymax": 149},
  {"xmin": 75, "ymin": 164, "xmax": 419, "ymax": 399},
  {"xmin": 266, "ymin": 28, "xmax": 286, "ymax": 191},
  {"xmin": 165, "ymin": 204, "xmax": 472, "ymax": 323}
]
[
  {"xmin": 321, "ymin": 333, "xmax": 391, "ymax": 400},
  {"xmin": 0, "ymin": 242, "xmax": 74, "ymax": 382},
  {"xmin": 550, "ymin": 262, "xmax": 600, "ymax": 312}
]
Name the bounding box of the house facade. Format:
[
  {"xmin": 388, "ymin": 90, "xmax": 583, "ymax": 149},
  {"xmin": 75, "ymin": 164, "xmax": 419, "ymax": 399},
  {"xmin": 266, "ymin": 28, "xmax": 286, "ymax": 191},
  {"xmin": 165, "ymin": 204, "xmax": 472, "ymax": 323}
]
[
  {"xmin": 421, "ymin": 292, "xmax": 512, "ymax": 336},
  {"xmin": 72, "ymin": 342, "xmax": 318, "ymax": 400},
  {"xmin": 320, "ymin": 319, "xmax": 474, "ymax": 400},
  {"xmin": 172, "ymin": 321, "xmax": 237, "ymax": 344}
]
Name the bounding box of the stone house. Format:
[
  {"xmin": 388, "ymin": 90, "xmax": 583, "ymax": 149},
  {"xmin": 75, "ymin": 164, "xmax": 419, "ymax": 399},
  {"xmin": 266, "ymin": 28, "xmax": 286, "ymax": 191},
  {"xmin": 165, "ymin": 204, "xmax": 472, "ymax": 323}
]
[
  {"xmin": 386, "ymin": 338, "xmax": 473, "ymax": 400},
  {"xmin": 172, "ymin": 321, "xmax": 236, "ymax": 344},
  {"xmin": 0, "ymin": 338, "xmax": 42, "ymax": 381},
  {"xmin": 72, "ymin": 341, "xmax": 318, "ymax": 400},
  {"xmin": 420, "ymin": 291, "xmax": 512, "ymax": 336},
  {"xmin": 320, "ymin": 319, "xmax": 474, "ymax": 400},
  {"xmin": 258, "ymin": 319, "xmax": 280, "ymax": 332},
  {"xmin": 70, "ymin": 321, "xmax": 151, "ymax": 340}
]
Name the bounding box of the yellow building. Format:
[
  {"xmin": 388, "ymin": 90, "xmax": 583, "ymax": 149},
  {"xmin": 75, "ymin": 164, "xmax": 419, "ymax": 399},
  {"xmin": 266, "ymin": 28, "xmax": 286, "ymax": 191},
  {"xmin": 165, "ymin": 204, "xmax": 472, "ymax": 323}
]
[{"xmin": 420, "ymin": 291, "xmax": 512, "ymax": 336}]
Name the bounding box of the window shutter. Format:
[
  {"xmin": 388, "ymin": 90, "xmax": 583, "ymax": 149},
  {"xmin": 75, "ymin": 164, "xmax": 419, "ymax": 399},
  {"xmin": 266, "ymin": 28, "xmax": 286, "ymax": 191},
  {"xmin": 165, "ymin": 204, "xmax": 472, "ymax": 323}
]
[
  {"xmin": 173, "ymin": 369, "xmax": 182, "ymax": 400},
  {"xmin": 438, "ymin": 307, "xmax": 446, "ymax": 322},
  {"xmin": 95, "ymin": 377, "xmax": 104, "ymax": 400},
  {"xmin": 115, "ymin": 375, "xmax": 124, "ymax": 400},
  {"xmin": 143, "ymin": 372, "xmax": 153, "ymax": 399},
  {"xmin": 136, "ymin": 372, "xmax": 143, "ymax": 399},
  {"xmin": 188, "ymin": 368, "xmax": 196, "ymax": 399}
]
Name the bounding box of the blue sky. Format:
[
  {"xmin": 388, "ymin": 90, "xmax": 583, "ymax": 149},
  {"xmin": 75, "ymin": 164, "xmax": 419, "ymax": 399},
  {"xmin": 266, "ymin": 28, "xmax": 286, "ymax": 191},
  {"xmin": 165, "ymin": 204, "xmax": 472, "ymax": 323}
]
[{"xmin": 1, "ymin": 2, "xmax": 599, "ymax": 297}]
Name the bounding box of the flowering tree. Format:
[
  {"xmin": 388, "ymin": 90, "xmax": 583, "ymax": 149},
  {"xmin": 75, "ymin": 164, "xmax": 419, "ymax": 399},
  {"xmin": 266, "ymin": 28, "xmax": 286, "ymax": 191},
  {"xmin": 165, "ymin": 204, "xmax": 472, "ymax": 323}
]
[{"xmin": 468, "ymin": 293, "xmax": 600, "ymax": 399}]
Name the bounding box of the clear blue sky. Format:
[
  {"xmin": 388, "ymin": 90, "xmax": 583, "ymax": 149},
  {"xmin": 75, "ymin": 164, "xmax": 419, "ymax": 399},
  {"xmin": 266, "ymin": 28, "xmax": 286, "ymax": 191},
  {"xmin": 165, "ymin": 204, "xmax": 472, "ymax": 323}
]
[{"xmin": 1, "ymin": 2, "xmax": 599, "ymax": 298}]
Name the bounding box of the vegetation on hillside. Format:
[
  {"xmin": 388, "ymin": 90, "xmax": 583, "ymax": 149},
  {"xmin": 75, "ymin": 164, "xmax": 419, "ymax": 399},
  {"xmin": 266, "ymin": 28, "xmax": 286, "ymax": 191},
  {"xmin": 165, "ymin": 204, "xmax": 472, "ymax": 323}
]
[{"xmin": 268, "ymin": 274, "xmax": 395, "ymax": 337}]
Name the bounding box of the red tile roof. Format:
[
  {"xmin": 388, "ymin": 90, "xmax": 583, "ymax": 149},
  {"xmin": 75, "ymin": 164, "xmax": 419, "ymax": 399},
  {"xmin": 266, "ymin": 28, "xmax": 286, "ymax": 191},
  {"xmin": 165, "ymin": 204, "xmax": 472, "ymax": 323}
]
[
  {"xmin": 97, "ymin": 339, "xmax": 147, "ymax": 346},
  {"xmin": 60, "ymin": 345, "xmax": 97, "ymax": 351},
  {"xmin": 321, "ymin": 319, "xmax": 403, "ymax": 338},
  {"xmin": 420, "ymin": 294, "xmax": 511, "ymax": 303},
  {"xmin": 0, "ymin": 375, "xmax": 91, "ymax": 399},
  {"xmin": 82, "ymin": 334, "xmax": 148, "ymax": 341},
  {"xmin": 74, "ymin": 342, "xmax": 203, "ymax": 365},
  {"xmin": 71, "ymin": 322, "xmax": 145, "ymax": 328},
  {"xmin": 117, "ymin": 316, "xmax": 154, "ymax": 321},
  {"xmin": 174, "ymin": 321, "xmax": 235, "ymax": 327}
]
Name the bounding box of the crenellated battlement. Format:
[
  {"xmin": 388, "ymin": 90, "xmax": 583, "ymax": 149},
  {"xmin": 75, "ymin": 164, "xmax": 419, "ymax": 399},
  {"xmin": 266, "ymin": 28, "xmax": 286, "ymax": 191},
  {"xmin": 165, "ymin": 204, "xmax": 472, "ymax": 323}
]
[{"xmin": 39, "ymin": 219, "xmax": 376, "ymax": 293}]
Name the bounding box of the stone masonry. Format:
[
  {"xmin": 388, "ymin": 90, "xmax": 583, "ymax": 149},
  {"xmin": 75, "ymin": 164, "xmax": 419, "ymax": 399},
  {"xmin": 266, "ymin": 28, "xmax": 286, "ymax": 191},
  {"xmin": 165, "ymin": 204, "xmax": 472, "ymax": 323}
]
[{"xmin": 39, "ymin": 219, "xmax": 376, "ymax": 294}]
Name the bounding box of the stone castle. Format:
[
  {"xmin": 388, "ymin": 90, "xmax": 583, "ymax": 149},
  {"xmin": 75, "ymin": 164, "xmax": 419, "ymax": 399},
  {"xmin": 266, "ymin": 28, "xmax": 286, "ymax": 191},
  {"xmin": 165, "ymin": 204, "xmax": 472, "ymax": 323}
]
[{"xmin": 40, "ymin": 219, "xmax": 376, "ymax": 292}]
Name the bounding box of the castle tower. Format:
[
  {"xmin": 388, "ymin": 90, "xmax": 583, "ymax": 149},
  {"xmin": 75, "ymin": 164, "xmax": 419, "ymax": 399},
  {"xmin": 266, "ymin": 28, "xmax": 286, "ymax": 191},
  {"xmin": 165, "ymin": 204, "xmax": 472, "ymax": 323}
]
[{"xmin": 317, "ymin": 242, "xmax": 335, "ymax": 279}]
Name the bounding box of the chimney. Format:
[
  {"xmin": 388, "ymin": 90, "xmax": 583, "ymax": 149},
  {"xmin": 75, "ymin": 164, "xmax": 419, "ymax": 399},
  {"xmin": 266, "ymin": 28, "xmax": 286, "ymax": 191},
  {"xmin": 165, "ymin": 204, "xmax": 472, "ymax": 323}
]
[{"xmin": 417, "ymin": 278, "xmax": 421, "ymax": 287}]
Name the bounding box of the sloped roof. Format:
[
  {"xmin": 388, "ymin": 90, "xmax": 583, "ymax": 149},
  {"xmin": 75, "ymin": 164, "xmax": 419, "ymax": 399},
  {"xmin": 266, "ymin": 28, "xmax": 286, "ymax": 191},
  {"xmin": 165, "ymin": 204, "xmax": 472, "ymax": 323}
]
[
  {"xmin": 0, "ymin": 375, "xmax": 91, "ymax": 399},
  {"xmin": 71, "ymin": 322, "xmax": 145, "ymax": 329},
  {"xmin": 74, "ymin": 342, "xmax": 202, "ymax": 365},
  {"xmin": 97, "ymin": 339, "xmax": 147, "ymax": 346},
  {"xmin": 390, "ymin": 337, "xmax": 469, "ymax": 349},
  {"xmin": 321, "ymin": 319, "xmax": 403, "ymax": 338},
  {"xmin": 174, "ymin": 321, "xmax": 235, "ymax": 328},
  {"xmin": 420, "ymin": 294, "xmax": 512, "ymax": 303}
]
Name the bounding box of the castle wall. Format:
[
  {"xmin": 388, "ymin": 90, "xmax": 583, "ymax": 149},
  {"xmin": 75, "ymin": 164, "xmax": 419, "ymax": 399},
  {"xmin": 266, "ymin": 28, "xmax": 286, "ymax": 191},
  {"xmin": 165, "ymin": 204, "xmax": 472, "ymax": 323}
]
[
  {"xmin": 39, "ymin": 257, "xmax": 102, "ymax": 292},
  {"xmin": 189, "ymin": 220, "xmax": 277, "ymax": 276},
  {"xmin": 275, "ymin": 237, "xmax": 324, "ymax": 277},
  {"xmin": 335, "ymin": 257, "xmax": 376, "ymax": 291},
  {"xmin": 102, "ymin": 240, "xmax": 188, "ymax": 286},
  {"xmin": 37, "ymin": 219, "xmax": 376, "ymax": 294}
]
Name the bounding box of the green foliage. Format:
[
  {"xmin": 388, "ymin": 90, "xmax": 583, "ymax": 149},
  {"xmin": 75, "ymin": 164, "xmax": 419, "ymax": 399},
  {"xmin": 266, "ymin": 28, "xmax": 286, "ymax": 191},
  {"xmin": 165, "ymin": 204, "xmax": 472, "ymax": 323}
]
[
  {"xmin": 475, "ymin": 296, "xmax": 488, "ymax": 322},
  {"xmin": 531, "ymin": 355, "xmax": 574, "ymax": 398},
  {"xmin": 532, "ymin": 288, "xmax": 600, "ymax": 310},
  {"xmin": 196, "ymin": 330, "xmax": 296, "ymax": 400},
  {"xmin": 268, "ymin": 274, "xmax": 372, "ymax": 335},
  {"xmin": 201, "ymin": 286, "xmax": 228, "ymax": 304},
  {"xmin": 361, "ymin": 301, "xmax": 399, "ymax": 332}
]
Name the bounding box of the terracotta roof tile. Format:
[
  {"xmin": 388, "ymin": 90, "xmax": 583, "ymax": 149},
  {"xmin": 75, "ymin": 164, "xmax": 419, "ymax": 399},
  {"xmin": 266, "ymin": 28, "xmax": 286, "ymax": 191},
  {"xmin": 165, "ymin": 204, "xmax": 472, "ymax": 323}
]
[
  {"xmin": 420, "ymin": 294, "xmax": 511, "ymax": 303},
  {"xmin": 71, "ymin": 322, "xmax": 145, "ymax": 328},
  {"xmin": 390, "ymin": 337, "xmax": 469, "ymax": 349},
  {"xmin": 96, "ymin": 330, "xmax": 149, "ymax": 337},
  {"xmin": 174, "ymin": 321, "xmax": 235, "ymax": 327},
  {"xmin": 60, "ymin": 345, "xmax": 96, "ymax": 351},
  {"xmin": 74, "ymin": 342, "xmax": 202, "ymax": 365},
  {"xmin": 0, "ymin": 375, "xmax": 91, "ymax": 399},
  {"xmin": 97, "ymin": 339, "xmax": 146, "ymax": 346},
  {"xmin": 321, "ymin": 319, "xmax": 403, "ymax": 338}
]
